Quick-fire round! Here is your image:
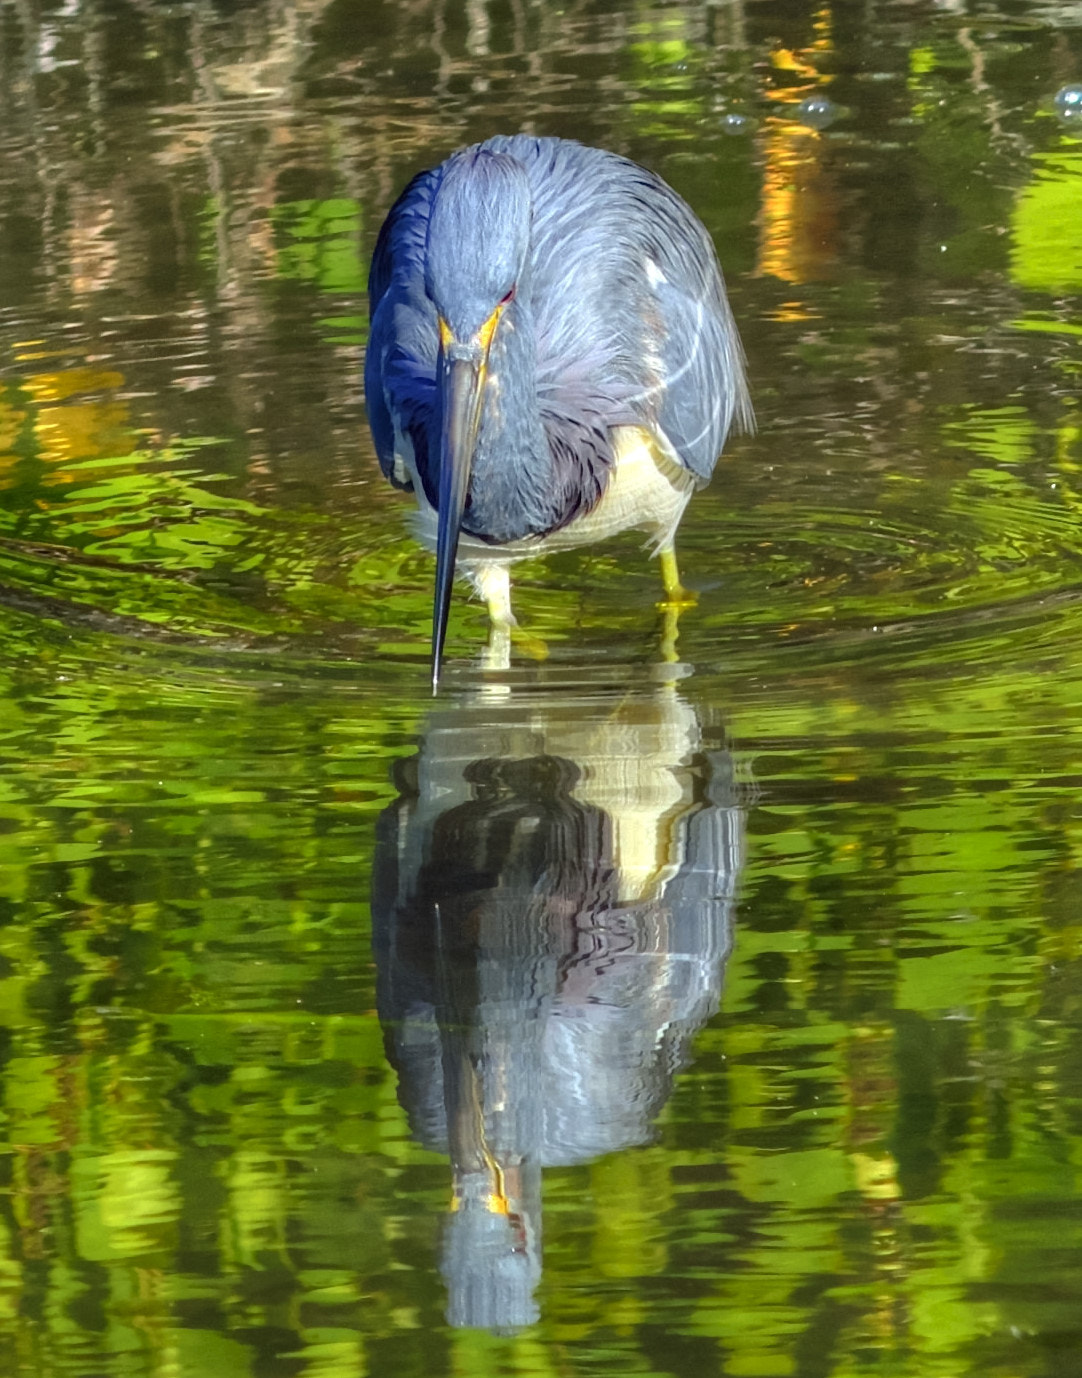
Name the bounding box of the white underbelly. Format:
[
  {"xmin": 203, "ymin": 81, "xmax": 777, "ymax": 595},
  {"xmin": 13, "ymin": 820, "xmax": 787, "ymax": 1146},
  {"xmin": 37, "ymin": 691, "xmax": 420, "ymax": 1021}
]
[
  {"xmin": 541, "ymin": 426, "xmax": 696, "ymax": 553},
  {"xmin": 408, "ymin": 425, "xmax": 697, "ymax": 563}
]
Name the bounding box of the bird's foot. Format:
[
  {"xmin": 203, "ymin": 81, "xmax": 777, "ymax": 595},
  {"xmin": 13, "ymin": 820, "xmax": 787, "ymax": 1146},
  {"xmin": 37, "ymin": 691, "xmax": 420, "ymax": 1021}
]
[
  {"xmin": 482, "ymin": 619, "xmax": 549, "ymax": 672},
  {"xmin": 657, "ymin": 587, "xmax": 698, "ymax": 662},
  {"xmin": 474, "ymin": 564, "xmax": 547, "ymax": 664},
  {"xmin": 510, "ymin": 624, "xmax": 549, "ymax": 662},
  {"xmin": 657, "ymin": 547, "xmax": 698, "ymax": 610},
  {"xmin": 657, "ymin": 584, "xmax": 699, "ymax": 610},
  {"xmin": 482, "ymin": 622, "xmax": 512, "ymax": 673}
]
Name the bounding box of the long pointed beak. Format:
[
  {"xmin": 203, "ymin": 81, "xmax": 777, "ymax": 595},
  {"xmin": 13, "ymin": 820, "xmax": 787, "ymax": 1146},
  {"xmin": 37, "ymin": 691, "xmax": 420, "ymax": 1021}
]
[{"xmin": 432, "ymin": 339, "xmax": 486, "ymax": 692}]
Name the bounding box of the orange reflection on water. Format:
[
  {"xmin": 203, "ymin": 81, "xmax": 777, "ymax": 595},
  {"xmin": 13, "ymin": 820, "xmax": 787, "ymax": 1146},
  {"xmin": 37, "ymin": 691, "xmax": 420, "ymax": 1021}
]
[
  {"xmin": 0, "ymin": 394, "xmax": 28, "ymax": 487},
  {"xmin": 757, "ymin": 5, "xmax": 841, "ymax": 288},
  {"xmin": 21, "ymin": 365, "xmax": 132, "ymax": 479},
  {"xmin": 0, "ymin": 398, "xmax": 28, "ymax": 454},
  {"xmin": 756, "ymin": 117, "xmax": 842, "ymax": 286}
]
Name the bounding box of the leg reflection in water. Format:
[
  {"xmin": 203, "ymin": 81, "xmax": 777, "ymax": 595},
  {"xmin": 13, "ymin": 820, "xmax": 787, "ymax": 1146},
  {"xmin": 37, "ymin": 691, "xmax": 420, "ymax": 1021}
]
[{"xmin": 372, "ymin": 676, "xmax": 744, "ymax": 1331}]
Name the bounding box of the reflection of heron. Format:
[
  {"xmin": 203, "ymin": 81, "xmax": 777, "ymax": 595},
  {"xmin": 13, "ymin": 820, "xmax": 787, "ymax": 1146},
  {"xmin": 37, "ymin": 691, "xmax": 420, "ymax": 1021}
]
[
  {"xmin": 365, "ymin": 135, "xmax": 753, "ymax": 688},
  {"xmin": 372, "ymin": 678, "xmax": 744, "ymax": 1330}
]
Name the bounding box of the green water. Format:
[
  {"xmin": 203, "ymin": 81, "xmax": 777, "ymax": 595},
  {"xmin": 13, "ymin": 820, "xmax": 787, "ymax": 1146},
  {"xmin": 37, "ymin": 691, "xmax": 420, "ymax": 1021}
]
[{"xmin": 1, "ymin": 0, "xmax": 1081, "ymax": 1373}]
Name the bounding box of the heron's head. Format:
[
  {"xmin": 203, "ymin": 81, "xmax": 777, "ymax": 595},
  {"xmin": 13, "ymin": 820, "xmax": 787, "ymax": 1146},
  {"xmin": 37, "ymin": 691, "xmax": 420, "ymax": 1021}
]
[
  {"xmin": 426, "ymin": 149, "xmax": 531, "ymax": 692},
  {"xmin": 425, "ymin": 149, "xmax": 530, "ymax": 342}
]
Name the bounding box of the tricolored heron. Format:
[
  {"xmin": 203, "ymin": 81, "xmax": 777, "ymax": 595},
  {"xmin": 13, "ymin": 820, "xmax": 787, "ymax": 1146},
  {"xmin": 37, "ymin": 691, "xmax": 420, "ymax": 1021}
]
[{"xmin": 365, "ymin": 135, "xmax": 752, "ymax": 690}]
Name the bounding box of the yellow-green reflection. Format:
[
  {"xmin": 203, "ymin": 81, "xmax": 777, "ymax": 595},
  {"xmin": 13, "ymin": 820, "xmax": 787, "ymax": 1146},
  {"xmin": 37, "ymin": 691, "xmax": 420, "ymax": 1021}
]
[
  {"xmin": 0, "ymin": 0, "xmax": 1080, "ymax": 1374},
  {"xmin": 1012, "ymin": 147, "xmax": 1082, "ymax": 292}
]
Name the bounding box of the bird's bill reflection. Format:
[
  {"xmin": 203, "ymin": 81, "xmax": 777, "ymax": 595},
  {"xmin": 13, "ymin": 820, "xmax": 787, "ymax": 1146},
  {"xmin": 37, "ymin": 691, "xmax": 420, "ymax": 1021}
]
[{"xmin": 373, "ymin": 677, "xmax": 743, "ymax": 1331}]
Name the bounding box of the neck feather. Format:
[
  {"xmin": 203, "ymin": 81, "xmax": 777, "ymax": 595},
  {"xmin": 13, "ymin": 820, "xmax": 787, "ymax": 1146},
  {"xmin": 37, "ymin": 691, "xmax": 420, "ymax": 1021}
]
[{"xmin": 462, "ymin": 300, "xmax": 555, "ymax": 543}]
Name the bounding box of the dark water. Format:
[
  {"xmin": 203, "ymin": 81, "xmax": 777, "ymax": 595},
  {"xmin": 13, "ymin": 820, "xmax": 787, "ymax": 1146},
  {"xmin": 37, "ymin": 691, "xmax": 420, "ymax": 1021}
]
[{"xmin": 1, "ymin": 0, "xmax": 1082, "ymax": 1373}]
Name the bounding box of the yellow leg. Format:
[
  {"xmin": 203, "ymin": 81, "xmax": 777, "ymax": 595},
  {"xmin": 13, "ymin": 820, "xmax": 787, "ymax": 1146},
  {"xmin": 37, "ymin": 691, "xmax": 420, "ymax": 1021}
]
[
  {"xmin": 470, "ymin": 562, "xmax": 548, "ymax": 664},
  {"xmin": 657, "ymin": 545, "xmax": 698, "ymax": 608},
  {"xmin": 656, "ymin": 544, "xmax": 697, "ymax": 663},
  {"xmin": 510, "ymin": 625, "xmax": 550, "ymax": 661}
]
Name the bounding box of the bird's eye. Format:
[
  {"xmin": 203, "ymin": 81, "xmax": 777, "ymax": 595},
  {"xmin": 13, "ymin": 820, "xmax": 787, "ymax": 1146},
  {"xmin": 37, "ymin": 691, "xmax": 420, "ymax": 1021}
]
[{"xmin": 500, "ymin": 287, "xmax": 516, "ymax": 306}]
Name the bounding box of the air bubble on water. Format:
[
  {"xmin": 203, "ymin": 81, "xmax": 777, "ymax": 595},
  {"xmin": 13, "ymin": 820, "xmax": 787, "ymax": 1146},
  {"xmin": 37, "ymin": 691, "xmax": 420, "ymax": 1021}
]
[
  {"xmin": 719, "ymin": 112, "xmax": 758, "ymax": 135},
  {"xmin": 1053, "ymin": 84, "xmax": 1082, "ymax": 124},
  {"xmin": 795, "ymin": 95, "xmax": 840, "ymax": 130}
]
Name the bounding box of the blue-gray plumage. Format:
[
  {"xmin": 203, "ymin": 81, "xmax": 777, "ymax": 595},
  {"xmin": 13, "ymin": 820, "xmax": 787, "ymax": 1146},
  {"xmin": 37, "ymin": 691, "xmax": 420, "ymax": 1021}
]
[{"xmin": 365, "ymin": 135, "xmax": 752, "ymax": 689}]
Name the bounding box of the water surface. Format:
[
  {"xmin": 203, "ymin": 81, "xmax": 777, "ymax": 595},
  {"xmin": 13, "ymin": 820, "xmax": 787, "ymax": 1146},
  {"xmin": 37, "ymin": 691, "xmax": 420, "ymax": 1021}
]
[{"xmin": 1, "ymin": 0, "xmax": 1082, "ymax": 1374}]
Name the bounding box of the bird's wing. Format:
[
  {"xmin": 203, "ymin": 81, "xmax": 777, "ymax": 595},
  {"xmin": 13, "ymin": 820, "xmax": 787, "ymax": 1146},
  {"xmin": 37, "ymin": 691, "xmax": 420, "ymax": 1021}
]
[
  {"xmin": 368, "ymin": 167, "xmax": 434, "ymax": 308},
  {"xmin": 365, "ymin": 170, "xmax": 440, "ymax": 491},
  {"xmin": 363, "ymin": 312, "xmax": 403, "ymax": 486},
  {"xmin": 647, "ymin": 249, "xmax": 753, "ymax": 482},
  {"xmin": 616, "ymin": 165, "xmax": 753, "ymax": 483},
  {"xmin": 489, "ymin": 138, "xmax": 751, "ymax": 484}
]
